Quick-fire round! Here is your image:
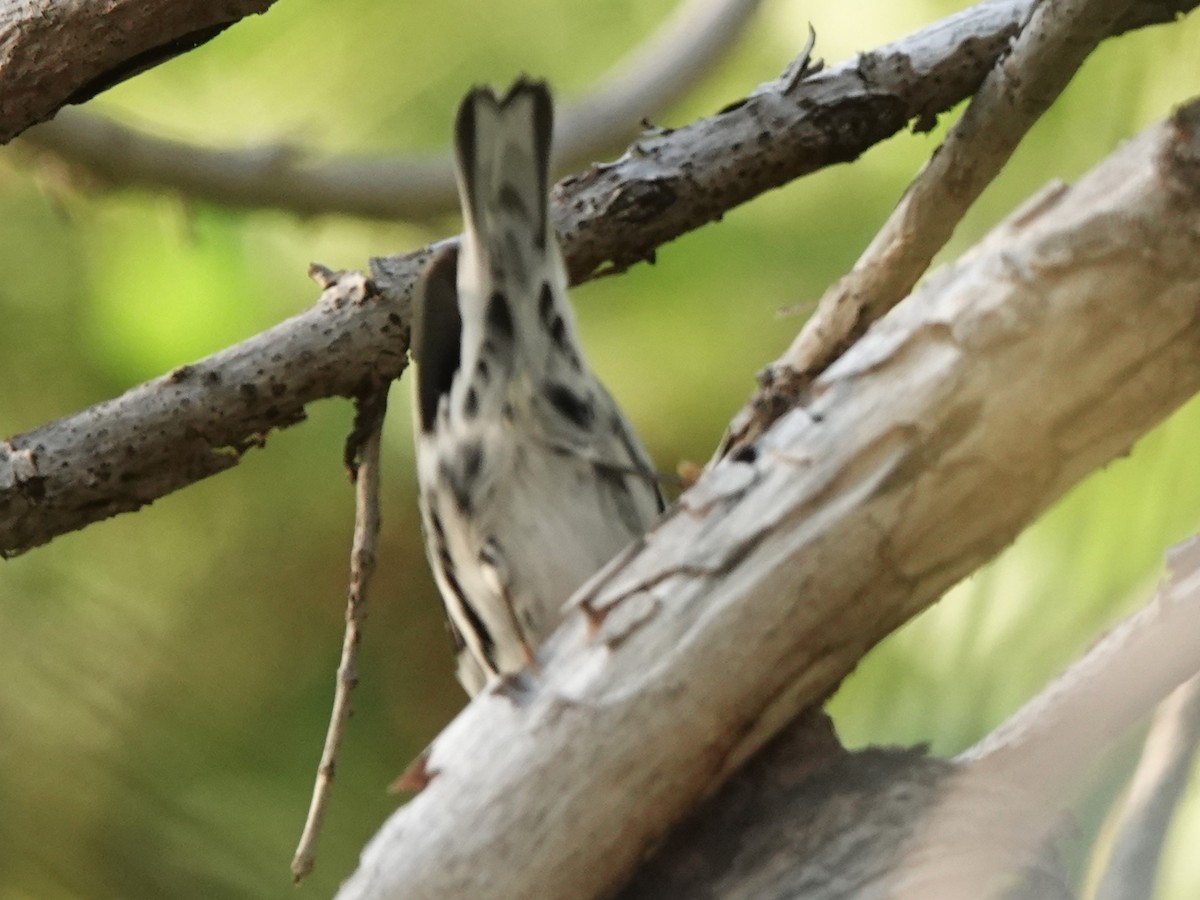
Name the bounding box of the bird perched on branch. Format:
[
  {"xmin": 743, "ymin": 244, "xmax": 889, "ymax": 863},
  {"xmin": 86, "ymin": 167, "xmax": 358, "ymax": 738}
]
[{"xmin": 411, "ymin": 79, "xmax": 664, "ymax": 696}]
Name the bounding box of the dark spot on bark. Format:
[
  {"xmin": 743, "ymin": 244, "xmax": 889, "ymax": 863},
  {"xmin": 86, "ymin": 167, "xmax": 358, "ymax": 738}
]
[{"xmin": 17, "ymin": 475, "xmax": 46, "ymax": 501}]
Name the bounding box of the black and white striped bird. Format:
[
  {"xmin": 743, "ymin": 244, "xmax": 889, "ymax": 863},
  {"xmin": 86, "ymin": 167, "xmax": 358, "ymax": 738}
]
[{"xmin": 411, "ymin": 79, "xmax": 664, "ymax": 696}]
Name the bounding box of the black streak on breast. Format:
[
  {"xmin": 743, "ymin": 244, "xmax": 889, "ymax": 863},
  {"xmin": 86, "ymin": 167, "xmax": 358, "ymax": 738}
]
[
  {"xmin": 544, "ymin": 382, "xmax": 594, "ymax": 429},
  {"xmin": 487, "ymin": 291, "xmax": 515, "ymax": 341}
]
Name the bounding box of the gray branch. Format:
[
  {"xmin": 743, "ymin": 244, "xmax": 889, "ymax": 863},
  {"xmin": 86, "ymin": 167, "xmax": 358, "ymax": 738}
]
[
  {"xmin": 617, "ymin": 532, "xmax": 1200, "ymax": 900},
  {"xmin": 720, "ymin": 0, "xmax": 1151, "ymax": 456},
  {"xmin": 0, "ymin": 267, "xmax": 406, "ymax": 557},
  {"xmin": 2, "ymin": 0, "xmax": 1194, "ymax": 556},
  {"xmin": 0, "ymin": 0, "xmax": 277, "ymax": 144},
  {"xmin": 19, "ymin": 0, "xmax": 765, "ymax": 220},
  {"xmin": 553, "ymin": 0, "xmax": 1197, "ymax": 282},
  {"xmin": 1093, "ymin": 676, "xmax": 1200, "ymax": 899}
]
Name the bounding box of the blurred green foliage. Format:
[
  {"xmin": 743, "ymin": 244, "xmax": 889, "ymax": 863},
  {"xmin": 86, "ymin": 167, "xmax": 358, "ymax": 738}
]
[{"xmin": 2, "ymin": 1, "xmax": 1200, "ymax": 897}]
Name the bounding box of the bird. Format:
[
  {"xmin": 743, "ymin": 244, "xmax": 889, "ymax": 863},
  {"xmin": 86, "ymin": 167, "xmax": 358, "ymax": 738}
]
[{"xmin": 410, "ymin": 78, "xmax": 664, "ymax": 696}]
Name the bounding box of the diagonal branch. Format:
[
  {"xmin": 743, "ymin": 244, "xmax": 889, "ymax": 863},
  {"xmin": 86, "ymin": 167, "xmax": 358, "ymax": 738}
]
[
  {"xmin": 888, "ymin": 538, "xmax": 1200, "ymax": 899},
  {"xmin": 719, "ymin": 0, "xmax": 1181, "ymax": 457},
  {"xmin": 0, "ymin": 0, "xmax": 277, "ymax": 144},
  {"xmin": 617, "ymin": 534, "xmax": 1200, "ymax": 899},
  {"xmin": 19, "ymin": 0, "xmax": 765, "ymax": 220},
  {"xmin": 2, "ymin": 0, "xmax": 1194, "ymax": 558},
  {"xmin": 553, "ymin": 0, "xmax": 1197, "ymax": 282},
  {"xmin": 335, "ymin": 100, "xmax": 1200, "ymax": 900},
  {"xmin": 1092, "ymin": 673, "xmax": 1200, "ymax": 900},
  {"xmin": 15, "ymin": 2, "xmax": 1196, "ymax": 226},
  {"xmin": 0, "ymin": 265, "xmax": 404, "ymax": 557}
]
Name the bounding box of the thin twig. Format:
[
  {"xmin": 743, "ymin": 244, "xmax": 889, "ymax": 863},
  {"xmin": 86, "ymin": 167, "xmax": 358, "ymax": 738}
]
[
  {"xmin": 291, "ymin": 388, "xmax": 387, "ymax": 883},
  {"xmin": 718, "ymin": 0, "xmax": 1145, "ymax": 459},
  {"xmin": 20, "ymin": 0, "xmax": 764, "ymax": 220}
]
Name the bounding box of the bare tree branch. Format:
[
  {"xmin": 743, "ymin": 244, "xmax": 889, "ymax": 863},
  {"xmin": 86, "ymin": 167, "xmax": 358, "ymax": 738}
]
[
  {"xmin": 17, "ymin": 1, "xmax": 1196, "ymax": 226},
  {"xmin": 19, "ymin": 0, "xmax": 765, "ymax": 220},
  {"xmin": 904, "ymin": 535, "xmax": 1200, "ymax": 900},
  {"xmin": 721, "ymin": 0, "xmax": 1149, "ymax": 457},
  {"xmin": 618, "ymin": 531, "xmax": 1200, "ymax": 899},
  {"xmin": 3, "ymin": 0, "xmax": 1194, "ymax": 558},
  {"xmin": 964, "ymin": 536, "xmax": 1200, "ymax": 787},
  {"xmin": 0, "ymin": 265, "xmax": 408, "ymax": 557},
  {"xmin": 334, "ymin": 101, "xmax": 1200, "ymax": 900},
  {"xmin": 0, "ymin": 0, "xmax": 277, "ymax": 144},
  {"xmin": 553, "ymin": 0, "xmax": 1196, "ymax": 282},
  {"xmin": 1092, "ymin": 673, "xmax": 1200, "ymax": 900},
  {"xmin": 553, "ymin": 0, "xmax": 764, "ymax": 165}
]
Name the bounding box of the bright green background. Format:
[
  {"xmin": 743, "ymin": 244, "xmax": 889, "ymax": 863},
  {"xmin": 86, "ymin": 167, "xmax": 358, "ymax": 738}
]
[{"xmin": 2, "ymin": 1, "xmax": 1200, "ymax": 897}]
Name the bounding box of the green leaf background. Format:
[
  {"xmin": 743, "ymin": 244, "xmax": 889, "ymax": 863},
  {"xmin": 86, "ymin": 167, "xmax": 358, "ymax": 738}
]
[{"xmin": 2, "ymin": 1, "xmax": 1200, "ymax": 896}]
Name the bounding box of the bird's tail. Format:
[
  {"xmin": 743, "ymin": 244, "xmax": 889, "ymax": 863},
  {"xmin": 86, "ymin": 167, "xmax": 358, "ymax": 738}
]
[{"xmin": 453, "ymin": 79, "xmax": 555, "ymax": 289}]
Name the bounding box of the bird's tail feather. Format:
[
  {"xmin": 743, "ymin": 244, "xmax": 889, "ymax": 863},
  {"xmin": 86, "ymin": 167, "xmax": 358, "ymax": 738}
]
[{"xmin": 454, "ymin": 78, "xmax": 554, "ymax": 255}]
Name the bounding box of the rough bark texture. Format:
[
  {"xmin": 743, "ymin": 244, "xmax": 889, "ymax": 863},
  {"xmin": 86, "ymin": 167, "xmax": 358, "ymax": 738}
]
[
  {"xmin": 552, "ymin": 0, "xmax": 1197, "ymax": 281},
  {"xmin": 0, "ymin": 267, "xmax": 410, "ymax": 557},
  {"xmin": 19, "ymin": 0, "xmax": 765, "ymax": 220},
  {"xmin": 716, "ymin": 0, "xmax": 1154, "ymax": 459},
  {"xmin": 1, "ymin": 0, "xmax": 1195, "ymax": 556},
  {"xmin": 334, "ymin": 104, "xmax": 1200, "ymax": 900},
  {"xmin": 0, "ymin": 0, "xmax": 277, "ymax": 144},
  {"xmin": 615, "ymin": 531, "xmax": 1200, "ymax": 899}
]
